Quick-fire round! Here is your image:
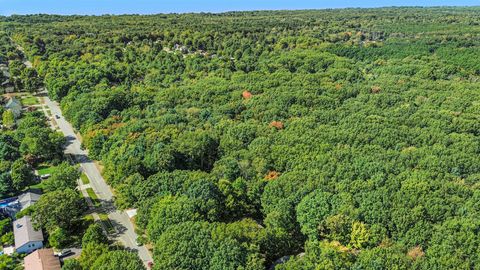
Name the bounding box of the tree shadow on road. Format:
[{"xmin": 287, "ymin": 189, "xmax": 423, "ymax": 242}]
[
  {"xmin": 70, "ymin": 153, "xmax": 92, "ymax": 164},
  {"xmin": 64, "ymin": 135, "xmax": 76, "ymax": 147},
  {"xmin": 107, "ymin": 218, "xmax": 128, "ymax": 238},
  {"xmin": 98, "ymin": 198, "xmax": 117, "ymax": 214}
]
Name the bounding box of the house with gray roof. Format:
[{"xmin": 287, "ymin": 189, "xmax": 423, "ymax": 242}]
[
  {"xmin": 13, "ymin": 216, "xmax": 44, "ymax": 254},
  {"xmin": 0, "ymin": 191, "xmax": 41, "ymax": 218},
  {"xmin": 18, "ymin": 192, "xmax": 41, "ymax": 211},
  {"xmin": 5, "ymin": 97, "xmax": 22, "ymax": 118}
]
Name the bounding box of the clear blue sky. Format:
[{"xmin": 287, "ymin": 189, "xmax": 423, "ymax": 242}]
[{"xmin": 0, "ymin": 0, "xmax": 479, "ymax": 16}]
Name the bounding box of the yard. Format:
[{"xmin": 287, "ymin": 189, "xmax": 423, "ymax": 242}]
[
  {"xmin": 20, "ymin": 95, "xmax": 39, "ymax": 106},
  {"xmin": 37, "ymin": 164, "xmax": 55, "ymax": 176},
  {"xmin": 28, "ymin": 181, "xmax": 45, "ymax": 191}
]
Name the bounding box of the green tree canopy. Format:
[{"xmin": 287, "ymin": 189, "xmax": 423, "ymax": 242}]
[
  {"xmin": 82, "ymin": 223, "xmax": 108, "ymax": 248},
  {"xmin": 32, "ymin": 188, "xmax": 87, "ymax": 231},
  {"xmin": 91, "ymin": 250, "xmax": 145, "ymax": 270},
  {"xmin": 10, "ymin": 159, "xmax": 34, "ymax": 191},
  {"xmin": 44, "ymin": 162, "xmax": 80, "ymax": 192}
]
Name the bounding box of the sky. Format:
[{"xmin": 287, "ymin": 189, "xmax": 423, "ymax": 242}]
[{"xmin": 0, "ymin": 0, "xmax": 479, "ymax": 16}]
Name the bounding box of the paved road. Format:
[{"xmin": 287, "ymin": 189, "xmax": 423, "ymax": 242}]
[
  {"xmin": 43, "ymin": 96, "xmax": 153, "ymax": 266},
  {"xmin": 13, "ymin": 40, "xmax": 153, "ymax": 266}
]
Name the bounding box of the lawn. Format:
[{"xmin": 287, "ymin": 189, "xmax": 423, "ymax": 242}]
[
  {"xmin": 98, "ymin": 213, "xmax": 115, "ymax": 234},
  {"xmin": 86, "ymin": 188, "xmax": 100, "ymax": 207},
  {"xmin": 83, "ymin": 214, "xmax": 95, "ymax": 223},
  {"xmin": 37, "ymin": 165, "xmax": 55, "ymax": 175},
  {"xmin": 80, "ymin": 173, "xmax": 90, "ymax": 185},
  {"xmin": 21, "ymin": 96, "xmax": 39, "ymax": 106},
  {"xmin": 28, "ymin": 181, "xmax": 45, "ymax": 191}
]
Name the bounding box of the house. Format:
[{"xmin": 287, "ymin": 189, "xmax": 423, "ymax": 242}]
[
  {"xmin": 24, "ymin": 249, "xmax": 61, "ymax": 270},
  {"xmin": 0, "ymin": 191, "xmax": 41, "ymax": 218},
  {"xmin": 5, "ymin": 97, "xmax": 22, "ymax": 118},
  {"xmin": 18, "ymin": 192, "xmax": 41, "ymax": 211},
  {"xmin": 13, "ymin": 216, "xmax": 44, "ymax": 254}
]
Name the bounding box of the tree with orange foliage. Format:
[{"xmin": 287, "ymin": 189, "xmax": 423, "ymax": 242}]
[
  {"xmin": 265, "ymin": 171, "xmax": 280, "ymax": 180},
  {"xmin": 269, "ymin": 121, "xmax": 284, "ymax": 129},
  {"xmin": 242, "ymin": 90, "xmax": 253, "ymax": 99}
]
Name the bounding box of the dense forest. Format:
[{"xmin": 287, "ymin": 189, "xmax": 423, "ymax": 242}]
[{"xmin": 2, "ymin": 7, "xmax": 480, "ymax": 269}]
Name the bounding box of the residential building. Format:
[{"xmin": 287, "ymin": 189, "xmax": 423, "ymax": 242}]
[
  {"xmin": 0, "ymin": 191, "xmax": 41, "ymax": 218},
  {"xmin": 13, "ymin": 216, "xmax": 44, "ymax": 254},
  {"xmin": 24, "ymin": 249, "xmax": 61, "ymax": 270},
  {"xmin": 18, "ymin": 192, "xmax": 41, "ymax": 211},
  {"xmin": 5, "ymin": 97, "xmax": 22, "ymax": 118}
]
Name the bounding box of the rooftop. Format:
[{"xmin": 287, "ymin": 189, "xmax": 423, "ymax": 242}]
[
  {"xmin": 5, "ymin": 97, "xmax": 21, "ymax": 108},
  {"xmin": 24, "ymin": 249, "xmax": 61, "ymax": 270},
  {"xmin": 13, "ymin": 216, "xmax": 44, "ymax": 249},
  {"xmin": 4, "ymin": 97, "xmax": 22, "ymax": 117},
  {"xmin": 18, "ymin": 192, "xmax": 41, "ymax": 211}
]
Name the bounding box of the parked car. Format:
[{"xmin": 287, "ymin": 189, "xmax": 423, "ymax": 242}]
[
  {"xmin": 58, "ymin": 249, "xmax": 73, "ymax": 257},
  {"xmin": 55, "ymin": 114, "xmax": 60, "ymax": 119}
]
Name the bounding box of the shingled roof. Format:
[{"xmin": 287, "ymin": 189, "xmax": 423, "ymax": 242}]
[
  {"xmin": 13, "ymin": 216, "xmax": 44, "ymax": 249},
  {"xmin": 18, "ymin": 192, "xmax": 41, "ymax": 211},
  {"xmin": 24, "ymin": 249, "xmax": 61, "ymax": 270},
  {"xmin": 5, "ymin": 97, "xmax": 21, "ymax": 118}
]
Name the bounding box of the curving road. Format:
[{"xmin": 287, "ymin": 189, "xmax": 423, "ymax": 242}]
[{"xmin": 42, "ymin": 95, "xmax": 153, "ymax": 266}]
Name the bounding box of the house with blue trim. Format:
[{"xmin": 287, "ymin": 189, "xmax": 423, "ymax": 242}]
[{"xmin": 13, "ymin": 216, "xmax": 44, "ymax": 254}]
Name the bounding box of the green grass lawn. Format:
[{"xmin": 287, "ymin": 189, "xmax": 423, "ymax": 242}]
[
  {"xmin": 80, "ymin": 173, "xmax": 90, "ymax": 184},
  {"xmin": 86, "ymin": 188, "xmax": 100, "ymax": 207},
  {"xmin": 83, "ymin": 214, "xmax": 95, "ymax": 223},
  {"xmin": 28, "ymin": 181, "xmax": 45, "ymax": 191},
  {"xmin": 98, "ymin": 213, "xmax": 115, "ymax": 234},
  {"xmin": 21, "ymin": 96, "xmax": 39, "ymax": 106},
  {"xmin": 37, "ymin": 165, "xmax": 55, "ymax": 175}
]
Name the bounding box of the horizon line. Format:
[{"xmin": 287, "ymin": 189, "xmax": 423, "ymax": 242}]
[{"xmin": 2, "ymin": 5, "xmax": 480, "ymax": 17}]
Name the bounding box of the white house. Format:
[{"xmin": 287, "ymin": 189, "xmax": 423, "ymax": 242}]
[{"xmin": 13, "ymin": 216, "xmax": 44, "ymax": 254}]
